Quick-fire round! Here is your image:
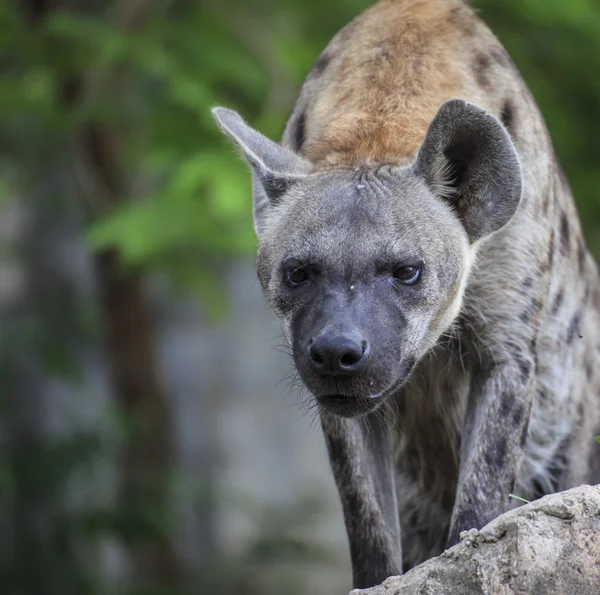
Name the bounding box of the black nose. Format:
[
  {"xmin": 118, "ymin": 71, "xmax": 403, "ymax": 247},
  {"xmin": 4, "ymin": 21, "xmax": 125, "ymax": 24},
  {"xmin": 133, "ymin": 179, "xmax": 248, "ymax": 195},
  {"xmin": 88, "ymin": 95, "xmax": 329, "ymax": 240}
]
[{"xmin": 308, "ymin": 329, "xmax": 369, "ymax": 375}]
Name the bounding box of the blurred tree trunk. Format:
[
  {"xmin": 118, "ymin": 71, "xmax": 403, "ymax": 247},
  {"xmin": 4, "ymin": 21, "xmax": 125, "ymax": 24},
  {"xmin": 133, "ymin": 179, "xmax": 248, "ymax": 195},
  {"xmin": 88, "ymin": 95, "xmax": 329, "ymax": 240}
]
[
  {"xmin": 95, "ymin": 248, "xmax": 180, "ymax": 586},
  {"xmin": 22, "ymin": 0, "xmax": 182, "ymax": 588},
  {"xmin": 73, "ymin": 64, "xmax": 181, "ymax": 594}
]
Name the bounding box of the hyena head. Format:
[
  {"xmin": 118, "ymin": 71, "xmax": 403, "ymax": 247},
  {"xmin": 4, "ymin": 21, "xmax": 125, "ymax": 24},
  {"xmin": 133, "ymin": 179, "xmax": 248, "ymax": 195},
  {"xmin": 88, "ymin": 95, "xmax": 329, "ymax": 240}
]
[{"xmin": 213, "ymin": 100, "xmax": 521, "ymax": 417}]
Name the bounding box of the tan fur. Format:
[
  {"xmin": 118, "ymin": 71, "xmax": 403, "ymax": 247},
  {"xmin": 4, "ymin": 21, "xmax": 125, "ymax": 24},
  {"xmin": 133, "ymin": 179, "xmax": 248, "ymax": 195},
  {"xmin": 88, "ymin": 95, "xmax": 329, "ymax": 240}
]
[{"xmin": 289, "ymin": 0, "xmax": 512, "ymax": 167}]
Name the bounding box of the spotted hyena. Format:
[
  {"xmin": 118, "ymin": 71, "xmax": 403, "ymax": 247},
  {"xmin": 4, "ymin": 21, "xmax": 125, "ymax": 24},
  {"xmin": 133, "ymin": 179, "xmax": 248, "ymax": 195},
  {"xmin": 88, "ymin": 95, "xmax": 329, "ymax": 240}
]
[{"xmin": 213, "ymin": 0, "xmax": 600, "ymax": 588}]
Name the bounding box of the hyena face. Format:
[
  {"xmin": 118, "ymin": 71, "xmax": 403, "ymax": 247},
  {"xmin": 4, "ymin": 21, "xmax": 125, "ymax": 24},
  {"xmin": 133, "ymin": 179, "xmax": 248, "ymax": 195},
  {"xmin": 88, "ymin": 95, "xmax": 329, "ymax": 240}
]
[
  {"xmin": 213, "ymin": 100, "xmax": 522, "ymax": 417},
  {"xmin": 255, "ymin": 169, "xmax": 470, "ymax": 417}
]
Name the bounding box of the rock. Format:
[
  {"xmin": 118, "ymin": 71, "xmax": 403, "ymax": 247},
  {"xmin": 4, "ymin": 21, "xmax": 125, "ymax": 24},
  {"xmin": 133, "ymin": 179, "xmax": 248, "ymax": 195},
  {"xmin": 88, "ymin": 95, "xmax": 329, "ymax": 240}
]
[{"xmin": 350, "ymin": 485, "xmax": 600, "ymax": 595}]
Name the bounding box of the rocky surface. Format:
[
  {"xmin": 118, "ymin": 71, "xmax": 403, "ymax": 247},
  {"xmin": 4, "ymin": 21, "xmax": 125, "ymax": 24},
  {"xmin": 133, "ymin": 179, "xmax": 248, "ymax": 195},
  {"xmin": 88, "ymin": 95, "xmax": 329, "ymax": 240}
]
[{"xmin": 351, "ymin": 485, "xmax": 600, "ymax": 595}]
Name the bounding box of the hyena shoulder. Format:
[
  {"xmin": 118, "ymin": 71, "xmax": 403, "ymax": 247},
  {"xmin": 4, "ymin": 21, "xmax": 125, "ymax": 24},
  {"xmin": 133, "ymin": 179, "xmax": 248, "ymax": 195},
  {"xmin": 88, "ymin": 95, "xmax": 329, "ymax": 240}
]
[{"xmin": 284, "ymin": 0, "xmax": 533, "ymax": 168}]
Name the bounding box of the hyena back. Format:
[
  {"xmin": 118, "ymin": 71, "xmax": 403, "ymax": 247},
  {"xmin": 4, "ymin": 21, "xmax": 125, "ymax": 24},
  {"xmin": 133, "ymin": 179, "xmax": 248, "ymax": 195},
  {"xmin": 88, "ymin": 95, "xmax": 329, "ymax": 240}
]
[{"xmin": 214, "ymin": 0, "xmax": 600, "ymax": 588}]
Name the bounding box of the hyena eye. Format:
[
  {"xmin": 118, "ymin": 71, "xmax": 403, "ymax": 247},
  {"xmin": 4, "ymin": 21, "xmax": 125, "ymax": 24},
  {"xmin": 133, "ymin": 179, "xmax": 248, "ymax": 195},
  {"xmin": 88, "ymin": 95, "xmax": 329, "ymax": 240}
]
[
  {"xmin": 286, "ymin": 266, "xmax": 309, "ymax": 287},
  {"xmin": 393, "ymin": 265, "xmax": 421, "ymax": 285}
]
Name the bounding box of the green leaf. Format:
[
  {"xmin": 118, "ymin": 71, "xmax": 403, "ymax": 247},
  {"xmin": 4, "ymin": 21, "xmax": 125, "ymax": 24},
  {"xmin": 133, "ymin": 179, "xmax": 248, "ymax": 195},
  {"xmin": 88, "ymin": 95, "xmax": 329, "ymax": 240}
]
[{"xmin": 509, "ymin": 493, "xmax": 530, "ymax": 504}]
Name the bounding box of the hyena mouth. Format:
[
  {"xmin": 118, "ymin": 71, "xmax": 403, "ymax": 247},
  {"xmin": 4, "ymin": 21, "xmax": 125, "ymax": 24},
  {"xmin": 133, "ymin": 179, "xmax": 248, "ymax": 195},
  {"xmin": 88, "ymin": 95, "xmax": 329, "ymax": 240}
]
[
  {"xmin": 317, "ymin": 393, "xmax": 381, "ymax": 417},
  {"xmin": 315, "ymin": 357, "xmax": 418, "ymax": 417}
]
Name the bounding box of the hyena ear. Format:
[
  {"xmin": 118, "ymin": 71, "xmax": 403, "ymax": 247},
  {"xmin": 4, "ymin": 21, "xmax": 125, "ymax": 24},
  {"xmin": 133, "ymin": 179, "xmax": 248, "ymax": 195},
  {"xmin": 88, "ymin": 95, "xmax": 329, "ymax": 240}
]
[
  {"xmin": 412, "ymin": 99, "xmax": 522, "ymax": 242},
  {"xmin": 212, "ymin": 107, "xmax": 311, "ymax": 235}
]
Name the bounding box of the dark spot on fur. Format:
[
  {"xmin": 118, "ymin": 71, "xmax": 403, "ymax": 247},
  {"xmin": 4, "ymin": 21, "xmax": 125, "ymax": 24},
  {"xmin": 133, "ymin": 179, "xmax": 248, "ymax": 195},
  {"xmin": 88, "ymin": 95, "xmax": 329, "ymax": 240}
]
[
  {"xmin": 509, "ymin": 344, "xmax": 533, "ymax": 383},
  {"xmin": 548, "ymin": 435, "xmax": 571, "ymax": 487},
  {"xmin": 517, "ymin": 358, "xmax": 531, "ymax": 382},
  {"xmin": 522, "ymin": 276, "xmax": 533, "ymax": 289},
  {"xmin": 512, "ymin": 403, "xmax": 525, "ymax": 426},
  {"xmin": 578, "ymin": 240, "xmax": 586, "ymax": 274},
  {"xmin": 485, "ymin": 436, "xmax": 507, "ymax": 469},
  {"xmin": 543, "ymin": 169, "xmax": 556, "ymax": 218},
  {"xmin": 263, "ymin": 174, "xmax": 294, "ymax": 202},
  {"xmin": 531, "ymin": 477, "xmax": 544, "ymax": 498},
  {"xmin": 584, "ymin": 283, "xmax": 590, "ymax": 304},
  {"xmin": 500, "ymin": 100, "xmax": 515, "ymax": 132},
  {"xmin": 311, "ymin": 52, "xmax": 330, "ymax": 76},
  {"xmin": 538, "ymin": 388, "xmax": 548, "ymax": 401},
  {"xmin": 559, "ymin": 210, "xmax": 570, "ymax": 253},
  {"xmin": 541, "ymin": 230, "xmax": 555, "ymax": 273},
  {"xmin": 403, "ymin": 446, "xmax": 421, "ymax": 479},
  {"xmin": 594, "ymin": 287, "xmax": 600, "ymax": 311},
  {"xmin": 324, "ymin": 433, "xmax": 349, "ymax": 470},
  {"xmin": 551, "ymin": 290, "xmax": 564, "ymax": 315},
  {"xmin": 500, "ymin": 391, "xmax": 515, "ymax": 417},
  {"xmin": 449, "ymin": 6, "xmax": 477, "ymax": 36},
  {"xmin": 520, "ymin": 418, "xmax": 530, "ymax": 447},
  {"xmin": 542, "ymin": 195, "xmax": 550, "ymax": 215},
  {"xmin": 293, "ymin": 112, "xmax": 306, "ymax": 152},
  {"xmin": 520, "ymin": 298, "xmax": 543, "ymax": 324},
  {"xmin": 448, "ymin": 5, "xmax": 461, "ymax": 20},
  {"xmin": 519, "ymin": 309, "xmax": 531, "ymax": 324},
  {"xmin": 492, "ymin": 48, "xmax": 512, "ymax": 69},
  {"xmin": 585, "ymin": 359, "xmax": 594, "ymax": 382},
  {"xmin": 473, "ymin": 53, "xmax": 491, "ymax": 88},
  {"xmin": 566, "ymin": 311, "xmax": 582, "ymax": 344},
  {"xmin": 514, "ymin": 353, "xmax": 532, "ymax": 382}
]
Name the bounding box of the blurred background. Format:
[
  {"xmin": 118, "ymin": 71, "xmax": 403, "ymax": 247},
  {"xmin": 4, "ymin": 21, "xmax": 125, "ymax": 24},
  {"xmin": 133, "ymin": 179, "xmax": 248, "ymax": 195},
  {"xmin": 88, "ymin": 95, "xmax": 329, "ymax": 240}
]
[{"xmin": 1, "ymin": 1, "xmax": 600, "ymax": 594}]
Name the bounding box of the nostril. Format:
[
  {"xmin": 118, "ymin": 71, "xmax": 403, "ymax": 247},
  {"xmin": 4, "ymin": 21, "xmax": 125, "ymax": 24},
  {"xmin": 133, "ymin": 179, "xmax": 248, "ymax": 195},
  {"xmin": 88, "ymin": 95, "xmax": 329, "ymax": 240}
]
[
  {"xmin": 340, "ymin": 351, "xmax": 361, "ymax": 366},
  {"xmin": 311, "ymin": 350, "xmax": 324, "ymax": 365},
  {"xmin": 340, "ymin": 349, "xmax": 363, "ymax": 367}
]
